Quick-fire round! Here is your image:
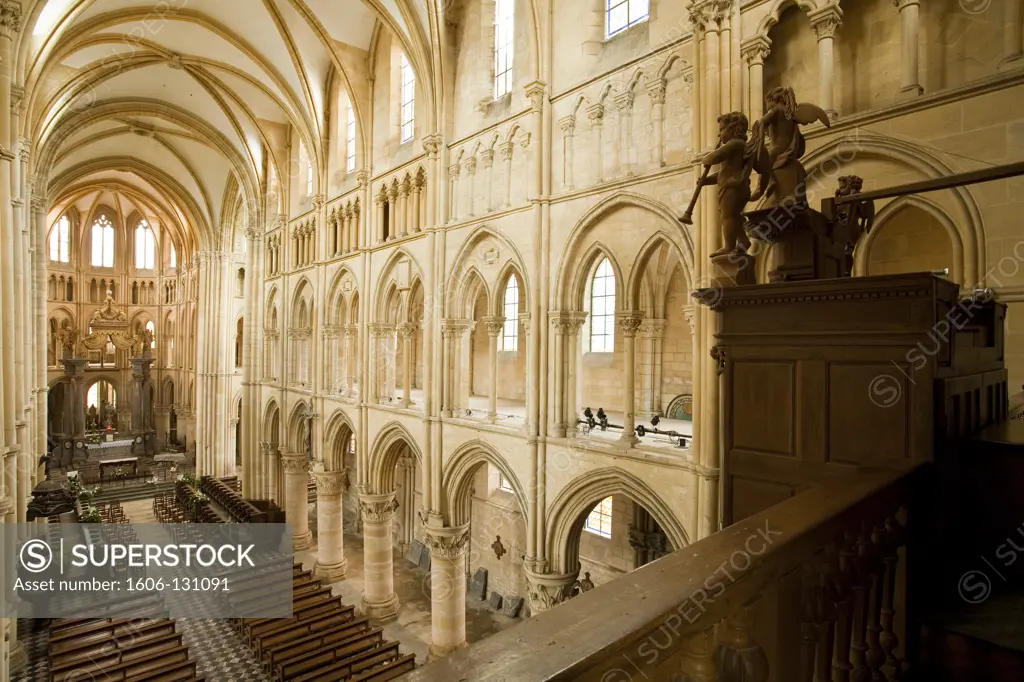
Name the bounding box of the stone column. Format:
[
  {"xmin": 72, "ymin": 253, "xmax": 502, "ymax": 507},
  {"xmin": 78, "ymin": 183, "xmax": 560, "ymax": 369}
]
[
  {"xmin": 448, "ymin": 164, "xmax": 461, "ymax": 222},
  {"xmin": 425, "ymin": 525, "xmax": 471, "ymax": 659},
  {"xmin": 375, "ymin": 189, "xmax": 386, "ymax": 243},
  {"xmin": 587, "ymin": 104, "xmax": 605, "ymax": 184},
  {"xmin": 742, "ymin": 37, "xmax": 771, "ymax": 121},
  {"xmin": 481, "ymin": 149, "xmax": 495, "ymax": 211},
  {"xmin": 384, "ymin": 327, "xmax": 398, "ymax": 403},
  {"xmin": 499, "ymin": 141, "xmax": 514, "ymax": 208},
  {"xmin": 615, "ymin": 91, "xmax": 634, "ymax": 177},
  {"xmin": 313, "ymin": 469, "xmax": 348, "ymax": 582},
  {"xmin": 412, "ymin": 170, "xmax": 425, "ymax": 231},
  {"xmin": 895, "ymin": 0, "xmax": 923, "ymax": 98},
  {"xmin": 1001, "ymin": 0, "xmax": 1023, "ymax": 69},
  {"xmin": 523, "ymin": 566, "xmax": 579, "ymax": 616},
  {"xmin": 398, "ymin": 322, "xmax": 415, "ymax": 407},
  {"xmin": 810, "ymin": 5, "xmax": 843, "ymax": 120},
  {"xmin": 638, "ymin": 319, "xmax": 667, "ymax": 419},
  {"xmin": 559, "ymin": 116, "xmax": 576, "ymax": 189},
  {"xmin": 397, "ymin": 178, "xmax": 410, "ymax": 238},
  {"xmin": 645, "ymin": 84, "xmax": 665, "ymax": 168},
  {"xmin": 345, "ymin": 325, "xmax": 358, "ymax": 397},
  {"xmin": 0, "ymin": 1, "xmax": 19, "ymax": 476},
  {"xmin": 616, "ymin": 311, "xmax": 644, "ymax": 447},
  {"xmin": 482, "ymin": 316, "xmax": 505, "ymax": 421},
  {"xmin": 282, "ymin": 452, "xmax": 311, "ymax": 550},
  {"xmin": 358, "ymin": 492, "xmax": 401, "ymax": 622},
  {"xmin": 464, "ymin": 156, "xmax": 477, "ymax": 217},
  {"xmin": 130, "ymin": 353, "xmax": 156, "ymax": 456},
  {"xmin": 440, "ymin": 320, "xmax": 455, "ymax": 418},
  {"xmin": 394, "ymin": 456, "xmax": 416, "ymax": 555}
]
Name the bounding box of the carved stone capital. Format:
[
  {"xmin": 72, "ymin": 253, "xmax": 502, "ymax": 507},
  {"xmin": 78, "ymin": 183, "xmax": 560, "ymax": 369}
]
[
  {"xmin": 587, "ymin": 104, "xmax": 605, "ymax": 125},
  {"xmin": 809, "ymin": 5, "xmax": 843, "ymax": 40},
  {"xmin": 0, "ymin": 1, "xmax": 22, "ymax": 38},
  {"xmin": 464, "ymin": 156, "xmax": 477, "ymax": 175},
  {"xmin": 424, "ymin": 525, "xmax": 471, "ymax": 560},
  {"xmin": 441, "ymin": 318, "xmax": 474, "ymax": 339},
  {"xmin": 614, "ymin": 90, "xmax": 634, "ymax": 112},
  {"xmin": 396, "ymin": 322, "xmax": 416, "ymax": 339},
  {"xmin": 314, "ymin": 470, "xmax": 346, "ymax": 496},
  {"xmin": 422, "ymin": 134, "xmax": 443, "ymax": 158},
  {"xmin": 615, "ymin": 311, "xmax": 645, "ymax": 338},
  {"xmin": 480, "ymin": 148, "xmax": 495, "ymax": 168},
  {"xmin": 524, "ymin": 568, "xmax": 578, "ymax": 614},
  {"xmin": 498, "ymin": 141, "xmax": 514, "ymax": 161},
  {"xmin": 448, "ymin": 164, "xmax": 461, "ymax": 180},
  {"xmin": 356, "ymin": 169, "xmax": 370, "ymax": 188},
  {"xmin": 281, "ymin": 453, "xmax": 309, "ymax": 475},
  {"xmin": 893, "ymin": 0, "xmax": 919, "ymax": 10},
  {"xmin": 482, "ymin": 316, "xmax": 506, "ymax": 337},
  {"xmin": 549, "ymin": 311, "xmax": 588, "ymax": 336},
  {"xmin": 558, "ymin": 115, "xmax": 576, "ymax": 136},
  {"xmin": 359, "ymin": 492, "xmax": 399, "ymax": 524},
  {"xmin": 638, "ymin": 318, "xmax": 667, "ymax": 338},
  {"xmin": 645, "ymin": 81, "xmax": 666, "ymax": 105},
  {"xmin": 741, "ymin": 36, "xmax": 772, "ymax": 66},
  {"xmin": 525, "ymin": 80, "xmax": 547, "ymax": 113},
  {"xmin": 682, "ymin": 304, "xmax": 696, "ymax": 336}
]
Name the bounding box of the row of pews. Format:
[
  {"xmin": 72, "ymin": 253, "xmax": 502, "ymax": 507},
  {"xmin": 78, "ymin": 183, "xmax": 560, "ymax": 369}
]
[
  {"xmin": 47, "ymin": 600, "xmax": 205, "ymax": 681},
  {"xmin": 46, "ymin": 505, "xmax": 207, "ymax": 681},
  {"xmin": 200, "ymin": 475, "xmax": 268, "ymax": 523},
  {"xmin": 230, "ymin": 563, "xmax": 415, "ymax": 681},
  {"xmin": 197, "ymin": 475, "xmax": 416, "ymax": 680}
]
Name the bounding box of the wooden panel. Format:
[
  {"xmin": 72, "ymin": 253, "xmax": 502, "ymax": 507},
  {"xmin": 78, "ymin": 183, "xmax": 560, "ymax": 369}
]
[
  {"xmin": 828, "ymin": 362, "xmax": 910, "ymax": 465},
  {"xmin": 796, "ymin": 360, "xmax": 828, "ymax": 463},
  {"xmin": 732, "ymin": 361, "xmax": 795, "ymax": 456},
  {"xmin": 731, "ymin": 475, "xmax": 794, "ymax": 522}
]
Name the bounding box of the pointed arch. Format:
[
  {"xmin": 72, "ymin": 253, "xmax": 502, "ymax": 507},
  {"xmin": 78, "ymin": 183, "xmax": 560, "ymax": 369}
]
[
  {"xmin": 367, "ymin": 420, "xmax": 424, "ymax": 494},
  {"xmin": 802, "ymin": 134, "xmax": 983, "ymax": 285},
  {"xmin": 555, "ymin": 192, "xmax": 696, "ymax": 310},
  {"xmin": 324, "ymin": 409, "xmax": 357, "ymax": 472},
  {"xmin": 441, "ymin": 439, "xmax": 529, "ymax": 527},
  {"xmin": 545, "ymin": 467, "xmax": 689, "ymax": 574}
]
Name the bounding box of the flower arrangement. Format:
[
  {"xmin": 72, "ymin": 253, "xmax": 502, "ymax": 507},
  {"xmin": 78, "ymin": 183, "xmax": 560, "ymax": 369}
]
[{"xmin": 79, "ymin": 507, "xmax": 102, "ymax": 523}]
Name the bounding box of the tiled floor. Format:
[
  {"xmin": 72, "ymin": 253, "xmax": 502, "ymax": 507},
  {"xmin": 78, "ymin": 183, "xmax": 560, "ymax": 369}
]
[{"xmin": 15, "ymin": 496, "xmax": 521, "ymax": 678}]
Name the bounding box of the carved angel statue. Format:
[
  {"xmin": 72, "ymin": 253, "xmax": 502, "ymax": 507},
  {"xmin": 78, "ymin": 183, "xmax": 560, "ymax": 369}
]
[
  {"xmin": 697, "ymin": 112, "xmax": 756, "ymax": 257},
  {"xmin": 748, "ymin": 86, "xmax": 831, "ymax": 209}
]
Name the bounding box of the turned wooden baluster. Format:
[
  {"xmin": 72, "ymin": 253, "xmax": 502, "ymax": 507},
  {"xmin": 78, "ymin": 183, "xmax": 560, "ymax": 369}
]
[
  {"xmin": 879, "ymin": 514, "xmax": 907, "ymax": 680},
  {"xmin": 714, "ymin": 604, "xmax": 769, "ymax": 682},
  {"xmin": 680, "ymin": 627, "xmax": 720, "ymax": 682},
  {"xmin": 799, "ymin": 560, "xmax": 822, "ymax": 682},
  {"xmin": 814, "ymin": 546, "xmax": 840, "ymax": 682},
  {"xmin": 865, "ymin": 522, "xmax": 888, "ymax": 682},
  {"xmin": 831, "ymin": 533, "xmax": 857, "ymax": 682},
  {"xmin": 850, "ymin": 521, "xmax": 875, "ymax": 682}
]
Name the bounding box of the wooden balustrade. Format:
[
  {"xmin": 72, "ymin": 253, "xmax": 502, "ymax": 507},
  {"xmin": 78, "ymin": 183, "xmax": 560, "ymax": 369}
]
[{"xmin": 406, "ymin": 462, "xmax": 924, "ymax": 682}]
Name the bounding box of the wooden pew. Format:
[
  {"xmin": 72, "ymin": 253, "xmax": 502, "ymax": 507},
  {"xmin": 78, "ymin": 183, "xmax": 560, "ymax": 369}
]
[
  {"xmin": 50, "ymin": 645, "xmax": 191, "ymax": 682},
  {"xmin": 49, "ymin": 620, "xmax": 176, "ymax": 656},
  {"xmin": 49, "ymin": 632, "xmax": 183, "ymax": 681},
  {"xmin": 291, "ymin": 642, "xmax": 402, "ymax": 682},
  {"xmin": 349, "ymin": 654, "xmax": 417, "ymax": 681},
  {"xmin": 239, "ymin": 598, "xmax": 347, "ymax": 645},
  {"xmin": 250, "ymin": 604, "xmax": 356, "ymax": 656},
  {"xmin": 270, "ymin": 627, "xmax": 383, "ymax": 682}
]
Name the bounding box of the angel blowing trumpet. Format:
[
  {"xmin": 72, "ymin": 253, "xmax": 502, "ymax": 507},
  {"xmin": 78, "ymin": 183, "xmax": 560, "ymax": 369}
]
[{"xmin": 680, "ymin": 86, "xmax": 830, "ymax": 259}]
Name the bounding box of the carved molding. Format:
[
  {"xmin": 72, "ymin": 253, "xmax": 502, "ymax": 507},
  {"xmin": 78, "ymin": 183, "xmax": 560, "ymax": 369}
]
[
  {"xmin": 741, "ymin": 36, "xmax": 772, "ymax": 66},
  {"xmin": 615, "ymin": 311, "xmax": 645, "ymax": 338},
  {"xmin": 359, "ymin": 493, "xmax": 399, "ymax": 523},
  {"xmin": 281, "ymin": 453, "xmax": 309, "ymax": 475},
  {"xmin": 314, "ymin": 470, "xmax": 346, "ymax": 496},
  {"xmin": 424, "ymin": 525, "xmax": 471, "ymax": 560},
  {"xmin": 809, "ymin": 5, "xmax": 843, "ymax": 40}
]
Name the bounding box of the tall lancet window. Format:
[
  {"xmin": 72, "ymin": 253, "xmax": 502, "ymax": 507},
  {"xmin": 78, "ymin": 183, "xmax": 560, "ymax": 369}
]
[
  {"xmin": 589, "ymin": 257, "xmax": 615, "ymax": 353},
  {"xmin": 169, "ymin": 244, "xmax": 177, "ymax": 268},
  {"xmin": 145, "ymin": 321, "xmax": 155, "ymax": 349},
  {"xmin": 346, "ymin": 97, "xmax": 357, "ymax": 173},
  {"xmin": 135, "ymin": 220, "xmax": 155, "ymax": 269},
  {"xmin": 501, "ymin": 276, "xmax": 519, "ymax": 351},
  {"xmin": 50, "ymin": 216, "xmax": 70, "ymax": 263},
  {"xmin": 493, "ymin": 0, "xmax": 514, "ymax": 98},
  {"xmin": 400, "ymin": 53, "xmax": 415, "ymax": 143},
  {"xmin": 91, "ymin": 215, "xmax": 115, "ymax": 268}
]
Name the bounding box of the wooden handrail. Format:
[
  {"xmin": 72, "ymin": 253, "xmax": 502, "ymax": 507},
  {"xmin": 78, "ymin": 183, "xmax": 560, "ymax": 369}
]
[
  {"xmin": 825, "ymin": 160, "xmax": 1024, "ymax": 208},
  {"xmin": 406, "ymin": 461, "xmax": 924, "ymax": 681}
]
